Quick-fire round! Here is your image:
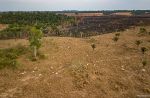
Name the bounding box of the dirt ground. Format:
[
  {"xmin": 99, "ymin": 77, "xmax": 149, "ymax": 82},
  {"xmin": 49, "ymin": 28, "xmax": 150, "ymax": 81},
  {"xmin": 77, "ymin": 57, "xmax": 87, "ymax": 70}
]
[
  {"xmin": 0, "ymin": 26, "xmax": 150, "ymax": 98},
  {"xmin": 0, "ymin": 24, "xmax": 8, "ymax": 31},
  {"xmin": 112, "ymin": 12, "xmax": 132, "ymax": 16}
]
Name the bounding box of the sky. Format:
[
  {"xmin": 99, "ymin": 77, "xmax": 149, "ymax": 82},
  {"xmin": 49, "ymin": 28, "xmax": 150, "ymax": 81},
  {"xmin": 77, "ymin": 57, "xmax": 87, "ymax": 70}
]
[{"xmin": 0, "ymin": 0, "xmax": 150, "ymax": 11}]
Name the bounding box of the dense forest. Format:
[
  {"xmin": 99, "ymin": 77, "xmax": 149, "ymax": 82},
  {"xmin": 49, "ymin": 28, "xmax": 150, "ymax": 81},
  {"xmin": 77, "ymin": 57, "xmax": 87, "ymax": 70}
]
[
  {"xmin": 0, "ymin": 12, "xmax": 75, "ymax": 39},
  {"xmin": 0, "ymin": 11, "xmax": 74, "ymax": 25}
]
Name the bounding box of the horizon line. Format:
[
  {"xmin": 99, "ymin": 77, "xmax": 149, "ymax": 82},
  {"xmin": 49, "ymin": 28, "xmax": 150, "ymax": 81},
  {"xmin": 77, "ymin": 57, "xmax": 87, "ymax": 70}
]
[{"xmin": 0, "ymin": 9, "xmax": 150, "ymax": 12}]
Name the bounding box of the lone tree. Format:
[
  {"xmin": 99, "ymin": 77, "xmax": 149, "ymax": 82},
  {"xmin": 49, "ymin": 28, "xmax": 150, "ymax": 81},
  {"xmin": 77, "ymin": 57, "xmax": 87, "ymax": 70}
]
[{"xmin": 29, "ymin": 27, "xmax": 43, "ymax": 59}]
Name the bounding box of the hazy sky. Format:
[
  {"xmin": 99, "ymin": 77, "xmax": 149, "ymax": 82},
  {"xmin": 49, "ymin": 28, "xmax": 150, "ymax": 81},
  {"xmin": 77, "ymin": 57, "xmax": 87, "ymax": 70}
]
[{"xmin": 0, "ymin": 0, "xmax": 150, "ymax": 11}]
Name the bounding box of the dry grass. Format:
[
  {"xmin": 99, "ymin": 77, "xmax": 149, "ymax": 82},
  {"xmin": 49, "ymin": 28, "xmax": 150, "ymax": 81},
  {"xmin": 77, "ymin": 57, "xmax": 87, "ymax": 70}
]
[
  {"xmin": 63, "ymin": 13, "xmax": 104, "ymax": 17},
  {"xmin": 0, "ymin": 26, "xmax": 150, "ymax": 98},
  {"xmin": 112, "ymin": 12, "xmax": 132, "ymax": 16}
]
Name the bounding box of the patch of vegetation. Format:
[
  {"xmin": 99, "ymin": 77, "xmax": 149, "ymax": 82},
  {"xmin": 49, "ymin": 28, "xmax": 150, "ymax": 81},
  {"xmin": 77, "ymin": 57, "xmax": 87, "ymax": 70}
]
[
  {"xmin": 0, "ymin": 12, "xmax": 74, "ymax": 39},
  {"xmin": 112, "ymin": 36, "xmax": 119, "ymax": 42},
  {"xmin": 0, "ymin": 12, "xmax": 73, "ymax": 26},
  {"xmin": 113, "ymin": 33, "xmax": 120, "ymax": 42},
  {"xmin": 138, "ymin": 28, "xmax": 148, "ymax": 36},
  {"xmin": 141, "ymin": 47, "xmax": 148, "ymax": 54},
  {"xmin": 0, "ymin": 24, "xmax": 30, "ymax": 39},
  {"xmin": 135, "ymin": 40, "xmax": 143, "ymax": 47},
  {"xmin": 142, "ymin": 60, "xmax": 147, "ymax": 67},
  {"xmin": 115, "ymin": 33, "xmax": 120, "ymax": 36},
  {"xmin": 140, "ymin": 28, "xmax": 147, "ymax": 33},
  {"xmin": 0, "ymin": 45, "xmax": 28, "ymax": 69},
  {"xmin": 91, "ymin": 43, "xmax": 96, "ymax": 50}
]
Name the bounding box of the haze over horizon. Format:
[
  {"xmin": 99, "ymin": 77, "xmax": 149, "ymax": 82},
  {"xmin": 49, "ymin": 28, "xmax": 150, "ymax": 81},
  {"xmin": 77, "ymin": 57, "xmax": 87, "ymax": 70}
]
[{"xmin": 0, "ymin": 0, "xmax": 150, "ymax": 11}]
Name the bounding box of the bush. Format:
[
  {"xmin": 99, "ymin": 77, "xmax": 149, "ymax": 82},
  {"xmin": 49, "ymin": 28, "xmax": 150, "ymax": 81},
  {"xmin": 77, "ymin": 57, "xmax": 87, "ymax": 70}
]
[
  {"xmin": 141, "ymin": 47, "xmax": 148, "ymax": 54},
  {"xmin": 113, "ymin": 36, "xmax": 119, "ymax": 42},
  {"xmin": 91, "ymin": 43, "xmax": 96, "ymax": 50},
  {"xmin": 142, "ymin": 60, "xmax": 147, "ymax": 67},
  {"xmin": 140, "ymin": 28, "xmax": 147, "ymax": 34},
  {"xmin": 135, "ymin": 40, "xmax": 142, "ymax": 47},
  {"xmin": 0, "ymin": 58, "xmax": 17, "ymax": 69},
  {"xmin": 138, "ymin": 28, "xmax": 148, "ymax": 36},
  {"xmin": 0, "ymin": 45, "xmax": 28, "ymax": 69},
  {"xmin": 115, "ymin": 33, "xmax": 120, "ymax": 36}
]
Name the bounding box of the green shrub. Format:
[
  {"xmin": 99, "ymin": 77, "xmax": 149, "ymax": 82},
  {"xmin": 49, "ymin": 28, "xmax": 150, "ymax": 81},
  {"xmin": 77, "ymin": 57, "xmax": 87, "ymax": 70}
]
[
  {"xmin": 0, "ymin": 58, "xmax": 17, "ymax": 69},
  {"xmin": 0, "ymin": 45, "xmax": 28, "ymax": 69}
]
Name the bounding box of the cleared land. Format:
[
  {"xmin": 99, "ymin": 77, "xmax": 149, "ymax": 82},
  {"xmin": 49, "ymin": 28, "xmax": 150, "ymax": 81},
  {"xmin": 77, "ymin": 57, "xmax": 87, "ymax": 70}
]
[
  {"xmin": 111, "ymin": 12, "xmax": 132, "ymax": 16},
  {"xmin": 0, "ymin": 24, "xmax": 7, "ymax": 31},
  {"xmin": 0, "ymin": 26, "xmax": 150, "ymax": 98},
  {"xmin": 63, "ymin": 13, "xmax": 104, "ymax": 17}
]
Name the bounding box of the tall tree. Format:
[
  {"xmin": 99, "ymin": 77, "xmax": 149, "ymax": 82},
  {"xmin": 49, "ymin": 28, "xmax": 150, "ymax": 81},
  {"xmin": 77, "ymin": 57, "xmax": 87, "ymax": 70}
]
[{"xmin": 29, "ymin": 27, "xmax": 43, "ymax": 58}]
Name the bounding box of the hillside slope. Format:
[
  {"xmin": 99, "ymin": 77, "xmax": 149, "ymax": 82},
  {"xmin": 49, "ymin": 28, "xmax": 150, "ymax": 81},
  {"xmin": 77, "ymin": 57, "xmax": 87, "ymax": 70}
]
[{"xmin": 0, "ymin": 26, "xmax": 150, "ymax": 98}]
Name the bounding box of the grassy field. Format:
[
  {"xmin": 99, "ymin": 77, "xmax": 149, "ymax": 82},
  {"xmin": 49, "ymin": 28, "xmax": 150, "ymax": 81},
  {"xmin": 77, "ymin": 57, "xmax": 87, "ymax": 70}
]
[{"xmin": 0, "ymin": 26, "xmax": 150, "ymax": 98}]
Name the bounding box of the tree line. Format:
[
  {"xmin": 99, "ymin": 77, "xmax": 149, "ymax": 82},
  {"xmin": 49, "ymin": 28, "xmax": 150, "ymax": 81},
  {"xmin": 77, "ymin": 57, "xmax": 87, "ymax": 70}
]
[
  {"xmin": 0, "ymin": 11, "xmax": 74, "ymax": 25},
  {"xmin": 0, "ymin": 12, "xmax": 75, "ymax": 39}
]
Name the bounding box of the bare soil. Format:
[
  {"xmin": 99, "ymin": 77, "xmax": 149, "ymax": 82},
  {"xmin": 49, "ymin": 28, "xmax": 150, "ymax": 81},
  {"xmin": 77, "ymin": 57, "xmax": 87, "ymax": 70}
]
[
  {"xmin": 112, "ymin": 12, "xmax": 132, "ymax": 16},
  {"xmin": 0, "ymin": 24, "xmax": 7, "ymax": 31},
  {"xmin": 0, "ymin": 26, "xmax": 150, "ymax": 98}
]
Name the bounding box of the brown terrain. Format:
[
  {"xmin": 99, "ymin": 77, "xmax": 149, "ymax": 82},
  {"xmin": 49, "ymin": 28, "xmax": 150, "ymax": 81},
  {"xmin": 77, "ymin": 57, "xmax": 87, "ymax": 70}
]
[
  {"xmin": 0, "ymin": 24, "xmax": 7, "ymax": 31},
  {"xmin": 0, "ymin": 26, "xmax": 150, "ymax": 98},
  {"xmin": 62, "ymin": 13, "xmax": 104, "ymax": 17},
  {"xmin": 61, "ymin": 12, "xmax": 132, "ymax": 17},
  {"xmin": 111, "ymin": 12, "xmax": 132, "ymax": 16}
]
